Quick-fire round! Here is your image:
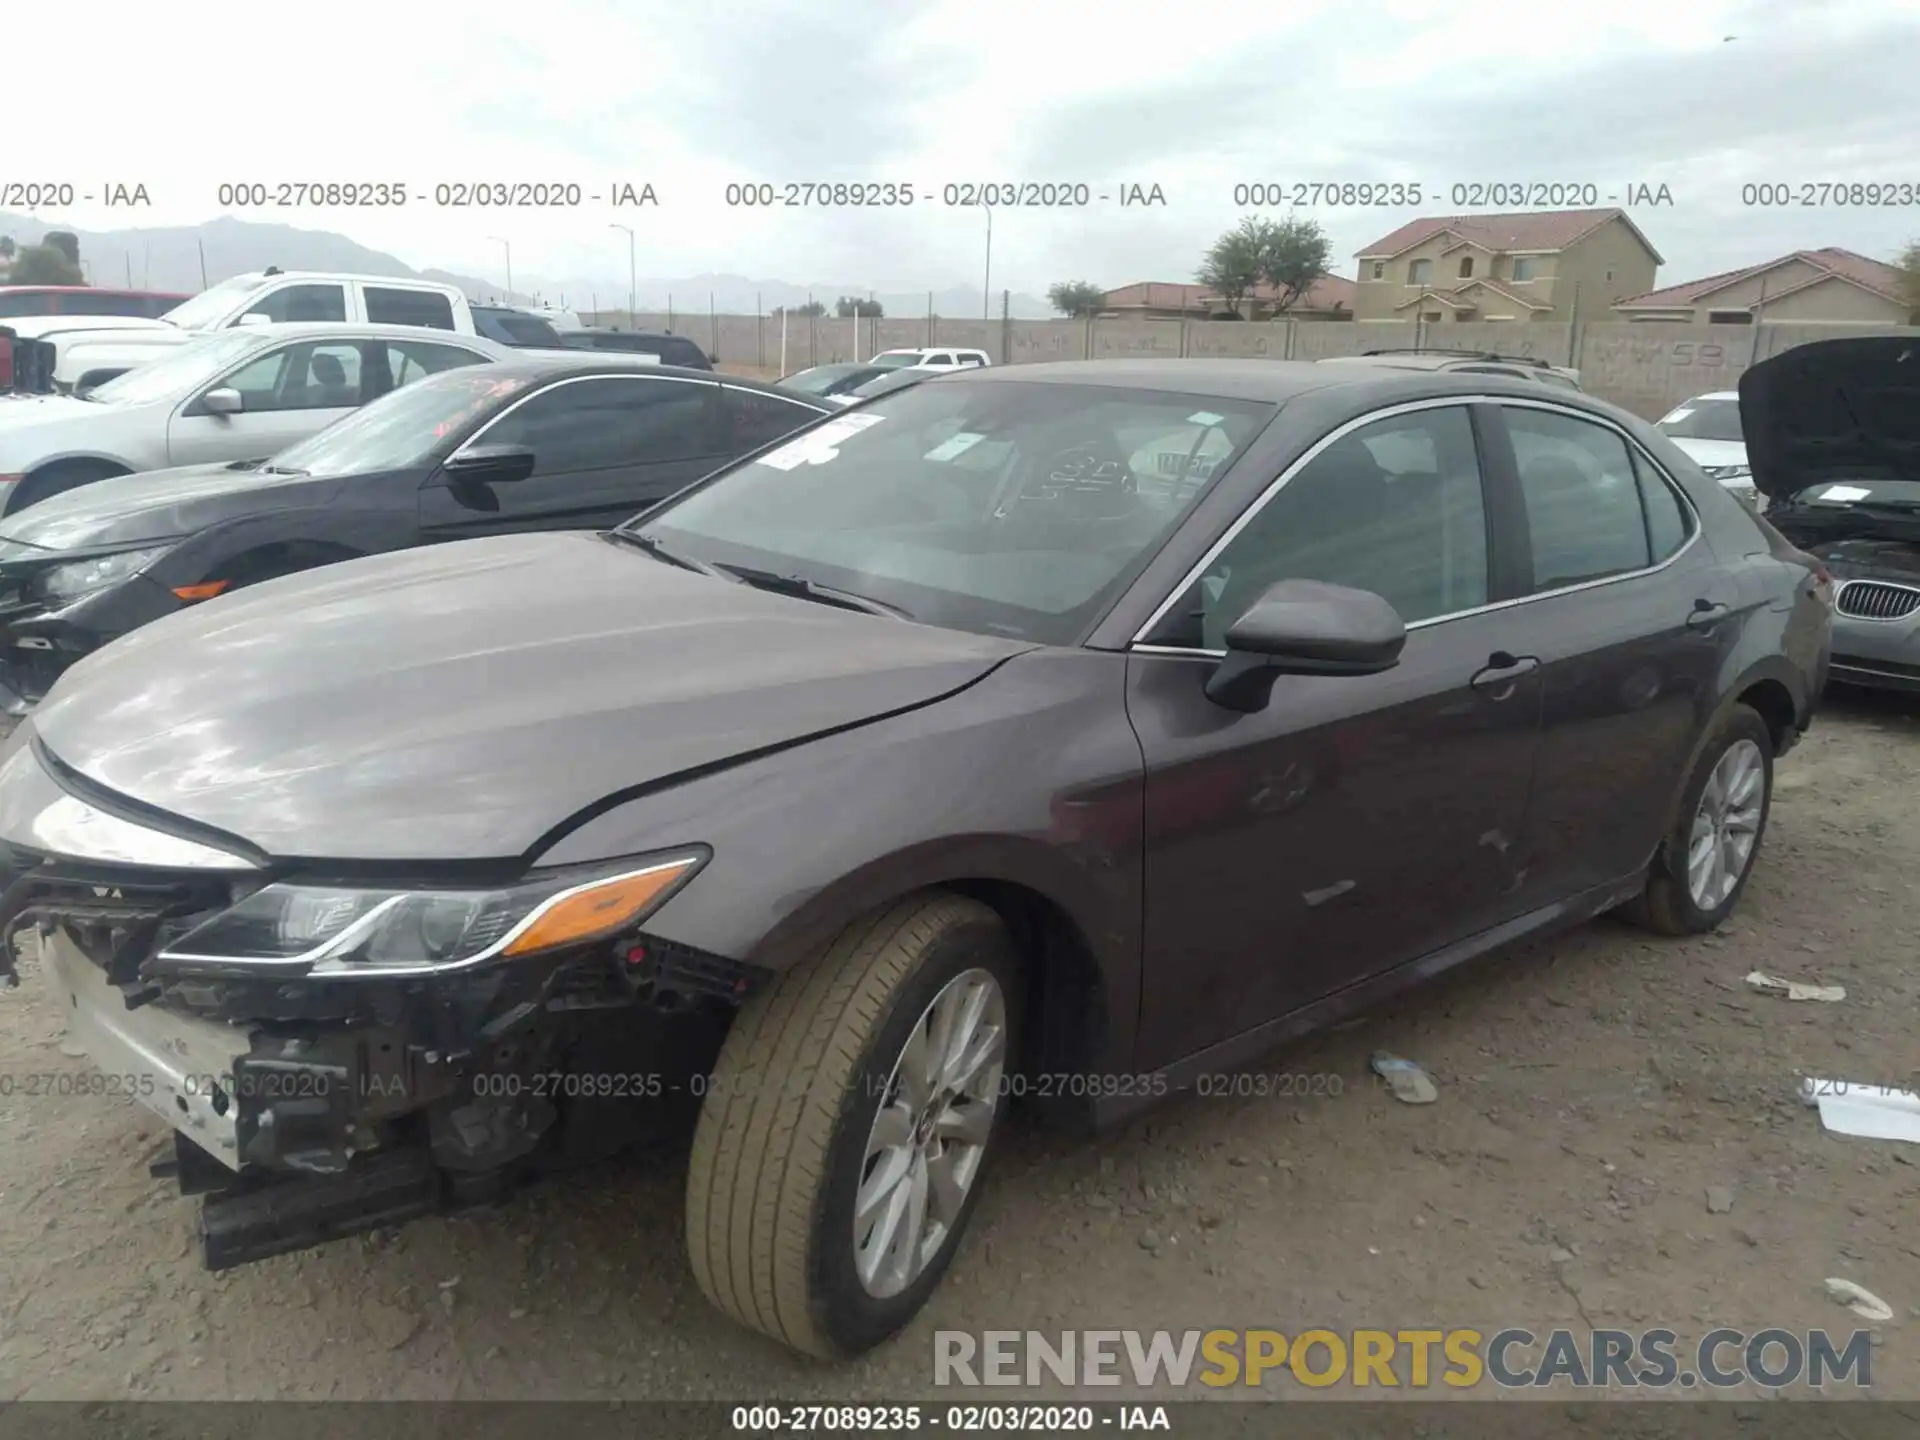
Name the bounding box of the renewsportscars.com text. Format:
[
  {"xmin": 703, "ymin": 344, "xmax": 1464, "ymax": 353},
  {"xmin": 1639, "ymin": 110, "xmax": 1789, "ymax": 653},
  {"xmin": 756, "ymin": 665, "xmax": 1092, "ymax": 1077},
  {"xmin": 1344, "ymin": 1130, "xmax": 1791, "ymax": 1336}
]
[{"xmin": 934, "ymin": 1328, "xmax": 1872, "ymax": 1390}]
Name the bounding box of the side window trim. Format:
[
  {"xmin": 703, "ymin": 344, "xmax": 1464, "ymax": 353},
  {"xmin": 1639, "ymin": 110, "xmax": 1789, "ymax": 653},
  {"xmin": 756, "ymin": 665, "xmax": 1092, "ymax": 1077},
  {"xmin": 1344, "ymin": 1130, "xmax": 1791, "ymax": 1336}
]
[{"xmin": 1129, "ymin": 394, "xmax": 1705, "ymax": 656}]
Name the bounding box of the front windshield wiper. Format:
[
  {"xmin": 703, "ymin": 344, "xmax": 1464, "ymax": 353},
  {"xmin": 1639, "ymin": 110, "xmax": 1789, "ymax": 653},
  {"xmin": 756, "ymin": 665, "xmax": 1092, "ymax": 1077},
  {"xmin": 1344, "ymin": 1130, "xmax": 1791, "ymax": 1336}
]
[
  {"xmin": 607, "ymin": 529, "xmax": 740, "ymax": 582},
  {"xmin": 719, "ymin": 565, "xmax": 913, "ymax": 620}
]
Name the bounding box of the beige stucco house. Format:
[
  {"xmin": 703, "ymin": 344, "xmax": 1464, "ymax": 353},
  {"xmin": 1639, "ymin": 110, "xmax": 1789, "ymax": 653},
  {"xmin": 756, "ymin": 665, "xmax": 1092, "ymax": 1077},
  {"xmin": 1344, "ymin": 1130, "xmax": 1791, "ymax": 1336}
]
[
  {"xmin": 1611, "ymin": 247, "xmax": 1916, "ymax": 324},
  {"xmin": 1353, "ymin": 209, "xmax": 1663, "ymax": 323}
]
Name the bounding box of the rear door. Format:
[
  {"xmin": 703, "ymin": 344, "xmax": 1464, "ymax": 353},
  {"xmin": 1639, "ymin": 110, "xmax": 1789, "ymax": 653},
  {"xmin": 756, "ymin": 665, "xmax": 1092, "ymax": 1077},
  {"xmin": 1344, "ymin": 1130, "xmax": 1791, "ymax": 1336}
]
[
  {"xmin": 165, "ymin": 336, "xmax": 370, "ymax": 465},
  {"xmin": 1480, "ymin": 398, "xmax": 1733, "ymax": 907},
  {"xmin": 417, "ymin": 372, "xmax": 726, "ymax": 538}
]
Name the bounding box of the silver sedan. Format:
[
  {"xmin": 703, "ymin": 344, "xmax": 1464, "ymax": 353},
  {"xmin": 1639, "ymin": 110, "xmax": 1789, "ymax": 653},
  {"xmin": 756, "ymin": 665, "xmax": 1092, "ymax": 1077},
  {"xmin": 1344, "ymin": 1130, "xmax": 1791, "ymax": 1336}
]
[{"xmin": 0, "ymin": 323, "xmax": 511, "ymax": 514}]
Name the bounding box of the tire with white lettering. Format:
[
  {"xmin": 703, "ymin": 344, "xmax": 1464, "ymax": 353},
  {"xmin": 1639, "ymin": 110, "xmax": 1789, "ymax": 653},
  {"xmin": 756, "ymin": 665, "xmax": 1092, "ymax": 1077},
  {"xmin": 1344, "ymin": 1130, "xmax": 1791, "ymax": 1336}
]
[{"xmin": 685, "ymin": 892, "xmax": 1020, "ymax": 1359}]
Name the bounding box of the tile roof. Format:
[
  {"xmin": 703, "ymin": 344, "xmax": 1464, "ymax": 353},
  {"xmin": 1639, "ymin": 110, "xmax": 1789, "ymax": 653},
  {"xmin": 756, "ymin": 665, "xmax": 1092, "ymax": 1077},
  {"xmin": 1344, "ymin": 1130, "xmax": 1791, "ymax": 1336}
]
[
  {"xmin": 1615, "ymin": 247, "xmax": 1910, "ymax": 309},
  {"xmin": 1356, "ymin": 208, "xmax": 1662, "ymax": 263}
]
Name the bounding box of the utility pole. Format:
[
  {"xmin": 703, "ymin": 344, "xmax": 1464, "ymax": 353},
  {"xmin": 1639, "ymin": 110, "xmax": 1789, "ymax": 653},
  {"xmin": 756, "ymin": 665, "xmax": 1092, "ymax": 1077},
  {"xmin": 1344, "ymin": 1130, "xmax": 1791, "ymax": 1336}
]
[
  {"xmin": 609, "ymin": 223, "xmax": 636, "ymax": 328},
  {"xmin": 197, "ymin": 238, "xmax": 208, "ymax": 289},
  {"xmin": 980, "ymin": 205, "xmax": 993, "ymax": 319}
]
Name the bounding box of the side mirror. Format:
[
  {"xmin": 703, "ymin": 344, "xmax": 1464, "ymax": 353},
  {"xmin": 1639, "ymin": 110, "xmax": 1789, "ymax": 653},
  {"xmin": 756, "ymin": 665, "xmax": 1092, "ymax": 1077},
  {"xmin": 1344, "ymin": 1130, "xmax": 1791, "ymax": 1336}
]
[
  {"xmin": 443, "ymin": 443, "xmax": 537, "ymax": 486},
  {"xmin": 198, "ymin": 387, "xmax": 244, "ymax": 416},
  {"xmin": 1204, "ymin": 579, "xmax": 1406, "ymax": 713},
  {"xmin": 233, "ymin": 312, "xmax": 273, "ymax": 328}
]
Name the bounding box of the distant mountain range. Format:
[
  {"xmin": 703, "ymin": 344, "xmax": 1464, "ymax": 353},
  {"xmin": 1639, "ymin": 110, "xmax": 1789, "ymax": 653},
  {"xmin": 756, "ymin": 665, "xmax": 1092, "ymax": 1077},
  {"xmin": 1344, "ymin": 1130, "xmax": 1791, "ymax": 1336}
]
[{"xmin": 0, "ymin": 211, "xmax": 1057, "ymax": 319}]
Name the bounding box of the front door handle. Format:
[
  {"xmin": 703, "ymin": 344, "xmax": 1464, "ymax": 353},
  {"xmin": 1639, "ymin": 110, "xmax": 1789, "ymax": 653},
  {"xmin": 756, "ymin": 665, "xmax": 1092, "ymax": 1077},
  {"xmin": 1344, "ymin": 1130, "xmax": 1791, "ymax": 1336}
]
[
  {"xmin": 1686, "ymin": 600, "xmax": 1731, "ymax": 630},
  {"xmin": 1471, "ymin": 651, "xmax": 1540, "ymax": 695}
]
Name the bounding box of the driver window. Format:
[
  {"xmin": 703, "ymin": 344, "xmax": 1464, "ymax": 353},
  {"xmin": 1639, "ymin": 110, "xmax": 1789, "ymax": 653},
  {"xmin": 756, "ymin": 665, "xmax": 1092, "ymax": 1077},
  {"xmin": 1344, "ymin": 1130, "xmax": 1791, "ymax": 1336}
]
[
  {"xmin": 1148, "ymin": 405, "xmax": 1489, "ymax": 650},
  {"xmin": 239, "ymin": 283, "xmax": 347, "ymax": 324},
  {"xmin": 214, "ymin": 340, "xmax": 364, "ymax": 413}
]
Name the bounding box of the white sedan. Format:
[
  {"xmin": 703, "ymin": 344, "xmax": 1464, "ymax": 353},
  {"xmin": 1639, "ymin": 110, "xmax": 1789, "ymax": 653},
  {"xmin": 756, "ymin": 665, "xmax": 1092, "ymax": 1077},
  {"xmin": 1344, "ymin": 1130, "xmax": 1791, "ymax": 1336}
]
[
  {"xmin": 1656, "ymin": 391, "xmax": 1758, "ymax": 507},
  {"xmin": 0, "ymin": 323, "xmax": 506, "ymax": 514}
]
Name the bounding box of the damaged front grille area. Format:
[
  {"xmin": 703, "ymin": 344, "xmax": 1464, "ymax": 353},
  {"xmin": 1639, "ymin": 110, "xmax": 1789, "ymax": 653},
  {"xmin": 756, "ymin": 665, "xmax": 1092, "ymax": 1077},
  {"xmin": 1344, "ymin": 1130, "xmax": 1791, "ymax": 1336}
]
[{"xmin": 0, "ymin": 855, "xmax": 234, "ymax": 992}]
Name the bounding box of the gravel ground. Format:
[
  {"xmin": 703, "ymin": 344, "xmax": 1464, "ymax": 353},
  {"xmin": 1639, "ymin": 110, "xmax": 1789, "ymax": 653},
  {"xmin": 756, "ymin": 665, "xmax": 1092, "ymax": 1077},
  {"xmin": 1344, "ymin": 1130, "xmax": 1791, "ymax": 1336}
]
[{"xmin": 0, "ymin": 692, "xmax": 1916, "ymax": 1404}]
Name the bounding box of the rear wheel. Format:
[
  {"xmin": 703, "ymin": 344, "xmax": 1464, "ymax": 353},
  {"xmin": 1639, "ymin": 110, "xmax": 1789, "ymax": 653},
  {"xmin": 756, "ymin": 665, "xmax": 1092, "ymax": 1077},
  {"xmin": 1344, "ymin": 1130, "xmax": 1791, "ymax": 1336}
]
[
  {"xmin": 1623, "ymin": 703, "xmax": 1773, "ymax": 935},
  {"xmin": 685, "ymin": 892, "xmax": 1020, "ymax": 1359}
]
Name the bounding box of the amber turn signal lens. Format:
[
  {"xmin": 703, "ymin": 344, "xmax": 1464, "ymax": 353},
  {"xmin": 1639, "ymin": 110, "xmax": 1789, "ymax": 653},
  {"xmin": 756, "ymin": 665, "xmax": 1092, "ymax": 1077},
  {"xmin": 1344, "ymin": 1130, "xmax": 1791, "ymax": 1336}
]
[
  {"xmin": 173, "ymin": 580, "xmax": 232, "ymax": 602},
  {"xmin": 501, "ymin": 861, "xmax": 697, "ymax": 958}
]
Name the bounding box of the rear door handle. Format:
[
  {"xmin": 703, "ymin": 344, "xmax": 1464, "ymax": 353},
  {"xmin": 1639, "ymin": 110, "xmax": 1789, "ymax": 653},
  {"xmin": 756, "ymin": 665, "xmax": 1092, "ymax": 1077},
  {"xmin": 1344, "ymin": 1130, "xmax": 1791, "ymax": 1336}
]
[
  {"xmin": 1686, "ymin": 601, "xmax": 1731, "ymax": 630},
  {"xmin": 1471, "ymin": 651, "xmax": 1539, "ymax": 695}
]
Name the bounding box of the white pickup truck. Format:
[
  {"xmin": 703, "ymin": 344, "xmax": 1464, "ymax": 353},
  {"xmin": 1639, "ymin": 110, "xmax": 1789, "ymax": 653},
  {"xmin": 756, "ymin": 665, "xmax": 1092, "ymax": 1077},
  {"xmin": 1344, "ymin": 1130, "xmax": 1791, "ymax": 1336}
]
[{"xmin": 6, "ymin": 271, "xmax": 478, "ymax": 393}]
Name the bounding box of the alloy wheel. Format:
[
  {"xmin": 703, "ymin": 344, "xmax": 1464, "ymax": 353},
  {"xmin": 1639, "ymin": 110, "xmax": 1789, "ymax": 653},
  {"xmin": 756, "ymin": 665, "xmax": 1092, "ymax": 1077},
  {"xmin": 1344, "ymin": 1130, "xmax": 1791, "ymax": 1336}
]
[
  {"xmin": 1686, "ymin": 738, "xmax": 1765, "ymax": 910},
  {"xmin": 854, "ymin": 966, "xmax": 1007, "ymax": 1299}
]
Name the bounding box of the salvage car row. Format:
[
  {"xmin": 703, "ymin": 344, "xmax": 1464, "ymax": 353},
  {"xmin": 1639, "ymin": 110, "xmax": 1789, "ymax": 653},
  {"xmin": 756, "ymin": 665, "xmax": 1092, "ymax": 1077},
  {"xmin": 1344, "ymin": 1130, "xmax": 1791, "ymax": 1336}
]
[{"xmin": 0, "ymin": 281, "xmax": 1913, "ymax": 1365}]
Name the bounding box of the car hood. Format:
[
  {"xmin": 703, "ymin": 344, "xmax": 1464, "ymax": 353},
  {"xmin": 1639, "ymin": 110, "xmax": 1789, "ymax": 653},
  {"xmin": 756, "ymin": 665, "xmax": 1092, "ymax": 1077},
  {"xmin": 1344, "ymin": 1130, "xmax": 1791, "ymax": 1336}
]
[
  {"xmin": 30, "ymin": 530, "xmax": 1035, "ymax": 862},
  {"xmin": 0, "ymin": 461, "xmax": 340, "ymax": 555},
  {"xmin": 0, "ymin": 392, "xmax": 99, "ymax": 432},
  {"xmin": 0, "ymin": 315, "xmax": 175, "ymax": 341},
  {"xmin": 1739, "ymin": 336, "xmax": 1920, "ymax": 500}
]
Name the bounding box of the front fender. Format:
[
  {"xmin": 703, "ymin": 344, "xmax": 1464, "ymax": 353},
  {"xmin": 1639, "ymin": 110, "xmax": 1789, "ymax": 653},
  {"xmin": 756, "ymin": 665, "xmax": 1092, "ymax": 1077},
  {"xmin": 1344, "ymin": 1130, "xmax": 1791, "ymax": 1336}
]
[{"xmin": 531, "ymin": 647, "xmax": 1148, "ymax": 1068}]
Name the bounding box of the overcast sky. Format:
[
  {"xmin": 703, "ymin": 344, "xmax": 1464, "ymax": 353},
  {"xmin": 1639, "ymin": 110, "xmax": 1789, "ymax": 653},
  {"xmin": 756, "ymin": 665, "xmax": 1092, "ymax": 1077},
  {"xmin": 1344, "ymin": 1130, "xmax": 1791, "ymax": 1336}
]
[{"xmin": 14, "ymin": 0, "xmax": 1920, "ymax": 299}]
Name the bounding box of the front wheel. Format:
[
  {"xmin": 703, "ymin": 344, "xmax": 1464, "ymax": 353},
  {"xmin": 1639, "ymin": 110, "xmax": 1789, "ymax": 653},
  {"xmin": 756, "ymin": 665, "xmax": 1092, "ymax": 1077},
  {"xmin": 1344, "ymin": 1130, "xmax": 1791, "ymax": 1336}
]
[
  {"xmin": 685, "ymin": 893, "xmax": 1020, "ymax": 1358},
  {"xmin": 1624, "ymin": 703, "xmax": 1773, "ymax": 935}
]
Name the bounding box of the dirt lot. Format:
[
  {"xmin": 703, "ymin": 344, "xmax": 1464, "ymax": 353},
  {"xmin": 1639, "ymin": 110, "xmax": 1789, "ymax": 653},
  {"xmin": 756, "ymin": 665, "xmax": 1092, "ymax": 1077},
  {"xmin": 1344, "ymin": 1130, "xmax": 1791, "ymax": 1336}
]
[{"xmin": 0, "ymin": 693, "xmax": 1916, "ymax": 1404}]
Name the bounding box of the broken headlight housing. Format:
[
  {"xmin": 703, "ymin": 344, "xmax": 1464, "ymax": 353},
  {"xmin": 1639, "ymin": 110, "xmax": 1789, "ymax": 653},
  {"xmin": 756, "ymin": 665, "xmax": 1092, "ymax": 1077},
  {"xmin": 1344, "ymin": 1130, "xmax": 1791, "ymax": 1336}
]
[{"xmin": 155, "ymin": 850, "xmax": 707, "ymax": 978}]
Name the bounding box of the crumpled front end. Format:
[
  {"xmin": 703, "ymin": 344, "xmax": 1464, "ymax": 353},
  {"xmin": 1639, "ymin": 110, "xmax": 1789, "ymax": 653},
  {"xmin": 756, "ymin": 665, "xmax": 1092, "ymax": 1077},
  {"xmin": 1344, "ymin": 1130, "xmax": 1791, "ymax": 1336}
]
[{"xmin": 0, "ymin": 730, "xmax": 760, "ymax": 1269}]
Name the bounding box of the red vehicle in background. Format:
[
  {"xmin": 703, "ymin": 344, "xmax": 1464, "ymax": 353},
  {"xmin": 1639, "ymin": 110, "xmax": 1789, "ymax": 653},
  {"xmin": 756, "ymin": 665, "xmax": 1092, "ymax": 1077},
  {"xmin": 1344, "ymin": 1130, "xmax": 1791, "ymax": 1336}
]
[{"xmin": 0, "ymin": 286, "xmax": 189, "ymax": 320}]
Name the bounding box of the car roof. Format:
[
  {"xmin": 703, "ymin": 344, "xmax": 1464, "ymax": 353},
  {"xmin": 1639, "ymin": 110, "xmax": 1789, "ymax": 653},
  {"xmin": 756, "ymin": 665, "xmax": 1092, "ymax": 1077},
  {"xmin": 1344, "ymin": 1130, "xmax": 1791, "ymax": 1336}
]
[
  {"xmin": 941, "ymin": 356, "xmax": 1632, "ymax": 411},
  {"xmin": 474, "ymin": 357, "xmax": 826, "ymax": 397}
]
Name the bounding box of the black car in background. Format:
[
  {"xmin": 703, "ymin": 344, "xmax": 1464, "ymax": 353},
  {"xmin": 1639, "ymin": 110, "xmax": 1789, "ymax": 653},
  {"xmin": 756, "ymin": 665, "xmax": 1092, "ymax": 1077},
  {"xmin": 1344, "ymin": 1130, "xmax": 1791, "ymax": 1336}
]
[
  {"xmin": 471, "ymin": 305, "xmax": 568, "ymax": 348},
  {"xmin": 0, "ymin": 358, "xmax": 831, "ymax": 708},
  {"xmin": 562, "ymin": 328, "xmax": 712, "ymax": 369}
]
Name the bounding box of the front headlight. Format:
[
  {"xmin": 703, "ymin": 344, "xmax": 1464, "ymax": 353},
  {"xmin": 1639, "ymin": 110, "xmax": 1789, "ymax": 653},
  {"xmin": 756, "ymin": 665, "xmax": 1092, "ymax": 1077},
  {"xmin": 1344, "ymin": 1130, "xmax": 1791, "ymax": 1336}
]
[
  {"xmin": 156, "ymin": 851, "xmax": 707, "ymax": 977},
  {"xmin": 37, "ymin": 545, "xmax": 173, "ymax": 605}
]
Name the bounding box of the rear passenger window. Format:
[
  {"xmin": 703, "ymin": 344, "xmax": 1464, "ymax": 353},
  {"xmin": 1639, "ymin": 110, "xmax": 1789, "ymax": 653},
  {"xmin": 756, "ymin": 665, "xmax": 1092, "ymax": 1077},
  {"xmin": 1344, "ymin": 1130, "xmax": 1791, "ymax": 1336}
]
[
  {"xmin": 365, "ymin": 288, "xmax": 456, "ymax": 330},
  {"xmin": 1633, "ymin": 449, "xmax": 1692, "ymax": 561},
  {"xmin": 1151, "ymin": 406, "xmax": 1489, "ymax": 648},
  {"xmin": 1505, "ymin": 407, "xmax": 1651, "ymax": 591}
]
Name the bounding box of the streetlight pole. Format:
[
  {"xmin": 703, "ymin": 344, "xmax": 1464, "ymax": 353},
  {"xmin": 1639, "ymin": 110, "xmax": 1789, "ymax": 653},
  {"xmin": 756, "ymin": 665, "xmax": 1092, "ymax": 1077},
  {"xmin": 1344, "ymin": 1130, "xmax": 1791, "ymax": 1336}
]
[
  {"xmin": 489, "ymin": 236, "xmax": 512, "ymax": 300},
  {"xmin": 980, "ymin": 205, "xmax": 993, "ymax": 320},
  {"xmin": 609, "ymin": 223, "xmax": 636, "ymax": 328}
]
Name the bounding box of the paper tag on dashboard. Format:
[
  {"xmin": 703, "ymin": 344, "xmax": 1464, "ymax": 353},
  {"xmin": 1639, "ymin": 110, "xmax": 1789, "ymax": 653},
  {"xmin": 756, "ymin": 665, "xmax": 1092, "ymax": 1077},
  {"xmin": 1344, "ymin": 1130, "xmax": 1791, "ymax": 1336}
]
[
  {"xmin": 756, "ymin": 412, "xmax": 885, "ymax": 470},
  {"xmin": 925, "ymin": 432, "xmax": 984, "ymax": 461},
  {"xmin": 1819, "ymin": 485, "xmax": 1871, "ymax": 501}
]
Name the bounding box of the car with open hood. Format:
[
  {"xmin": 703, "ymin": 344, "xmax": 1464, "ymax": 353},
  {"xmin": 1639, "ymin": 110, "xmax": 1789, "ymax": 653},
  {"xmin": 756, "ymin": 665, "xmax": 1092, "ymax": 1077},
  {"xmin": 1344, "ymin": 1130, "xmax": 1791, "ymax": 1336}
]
[
  {"xmin": 0, "ymin": 358, "xmax": 831, "ymax": 710},
  {"xmin": 1740, "ymin": 335, "xmax": 1920, "ymax": 692},
  {"xmin": 0, "ymin": 358, "xmax": 1829, "ymax": 1361}
]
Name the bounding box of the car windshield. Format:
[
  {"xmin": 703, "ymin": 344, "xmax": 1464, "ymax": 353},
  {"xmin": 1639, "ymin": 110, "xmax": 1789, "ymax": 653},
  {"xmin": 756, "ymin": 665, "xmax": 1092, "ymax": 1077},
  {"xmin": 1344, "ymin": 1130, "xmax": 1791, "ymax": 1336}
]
[
  {"xmin": 82, "ymin": 332, "xmax": 266, "ymax": 405},
  {"xmin": 1659, "ymin": 398, "xmax": 1744, "ymax": 443},
  {"xmin": 784, "ymin": 365, "xmax": 880, "ymax": 396},
  {"xmin": 266, "ymin": 368, "xmax": 529, "ymax": 478},
  {"xmin": 156, "ymin": 274, "xmax": 269, "ymax": 330},
  {"xmin": 632, "ymin": 380, "xmax": 1274, "ymax": 644}
]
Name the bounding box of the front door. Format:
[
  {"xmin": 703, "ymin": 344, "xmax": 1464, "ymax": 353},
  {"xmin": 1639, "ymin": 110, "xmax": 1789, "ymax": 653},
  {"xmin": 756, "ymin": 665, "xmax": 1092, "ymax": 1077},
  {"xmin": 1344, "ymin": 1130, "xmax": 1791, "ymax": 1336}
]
[
  {"xmin": 165, "ymin": 336, "xmax": 367, "ymax": 466},
  {"xmin": 418, "ymin": 373, "xmax": 727, "ymax": 539},
  {"xmin": 1127, "ymin": 403, "xmax": 1546, "ymax": 1070}
]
